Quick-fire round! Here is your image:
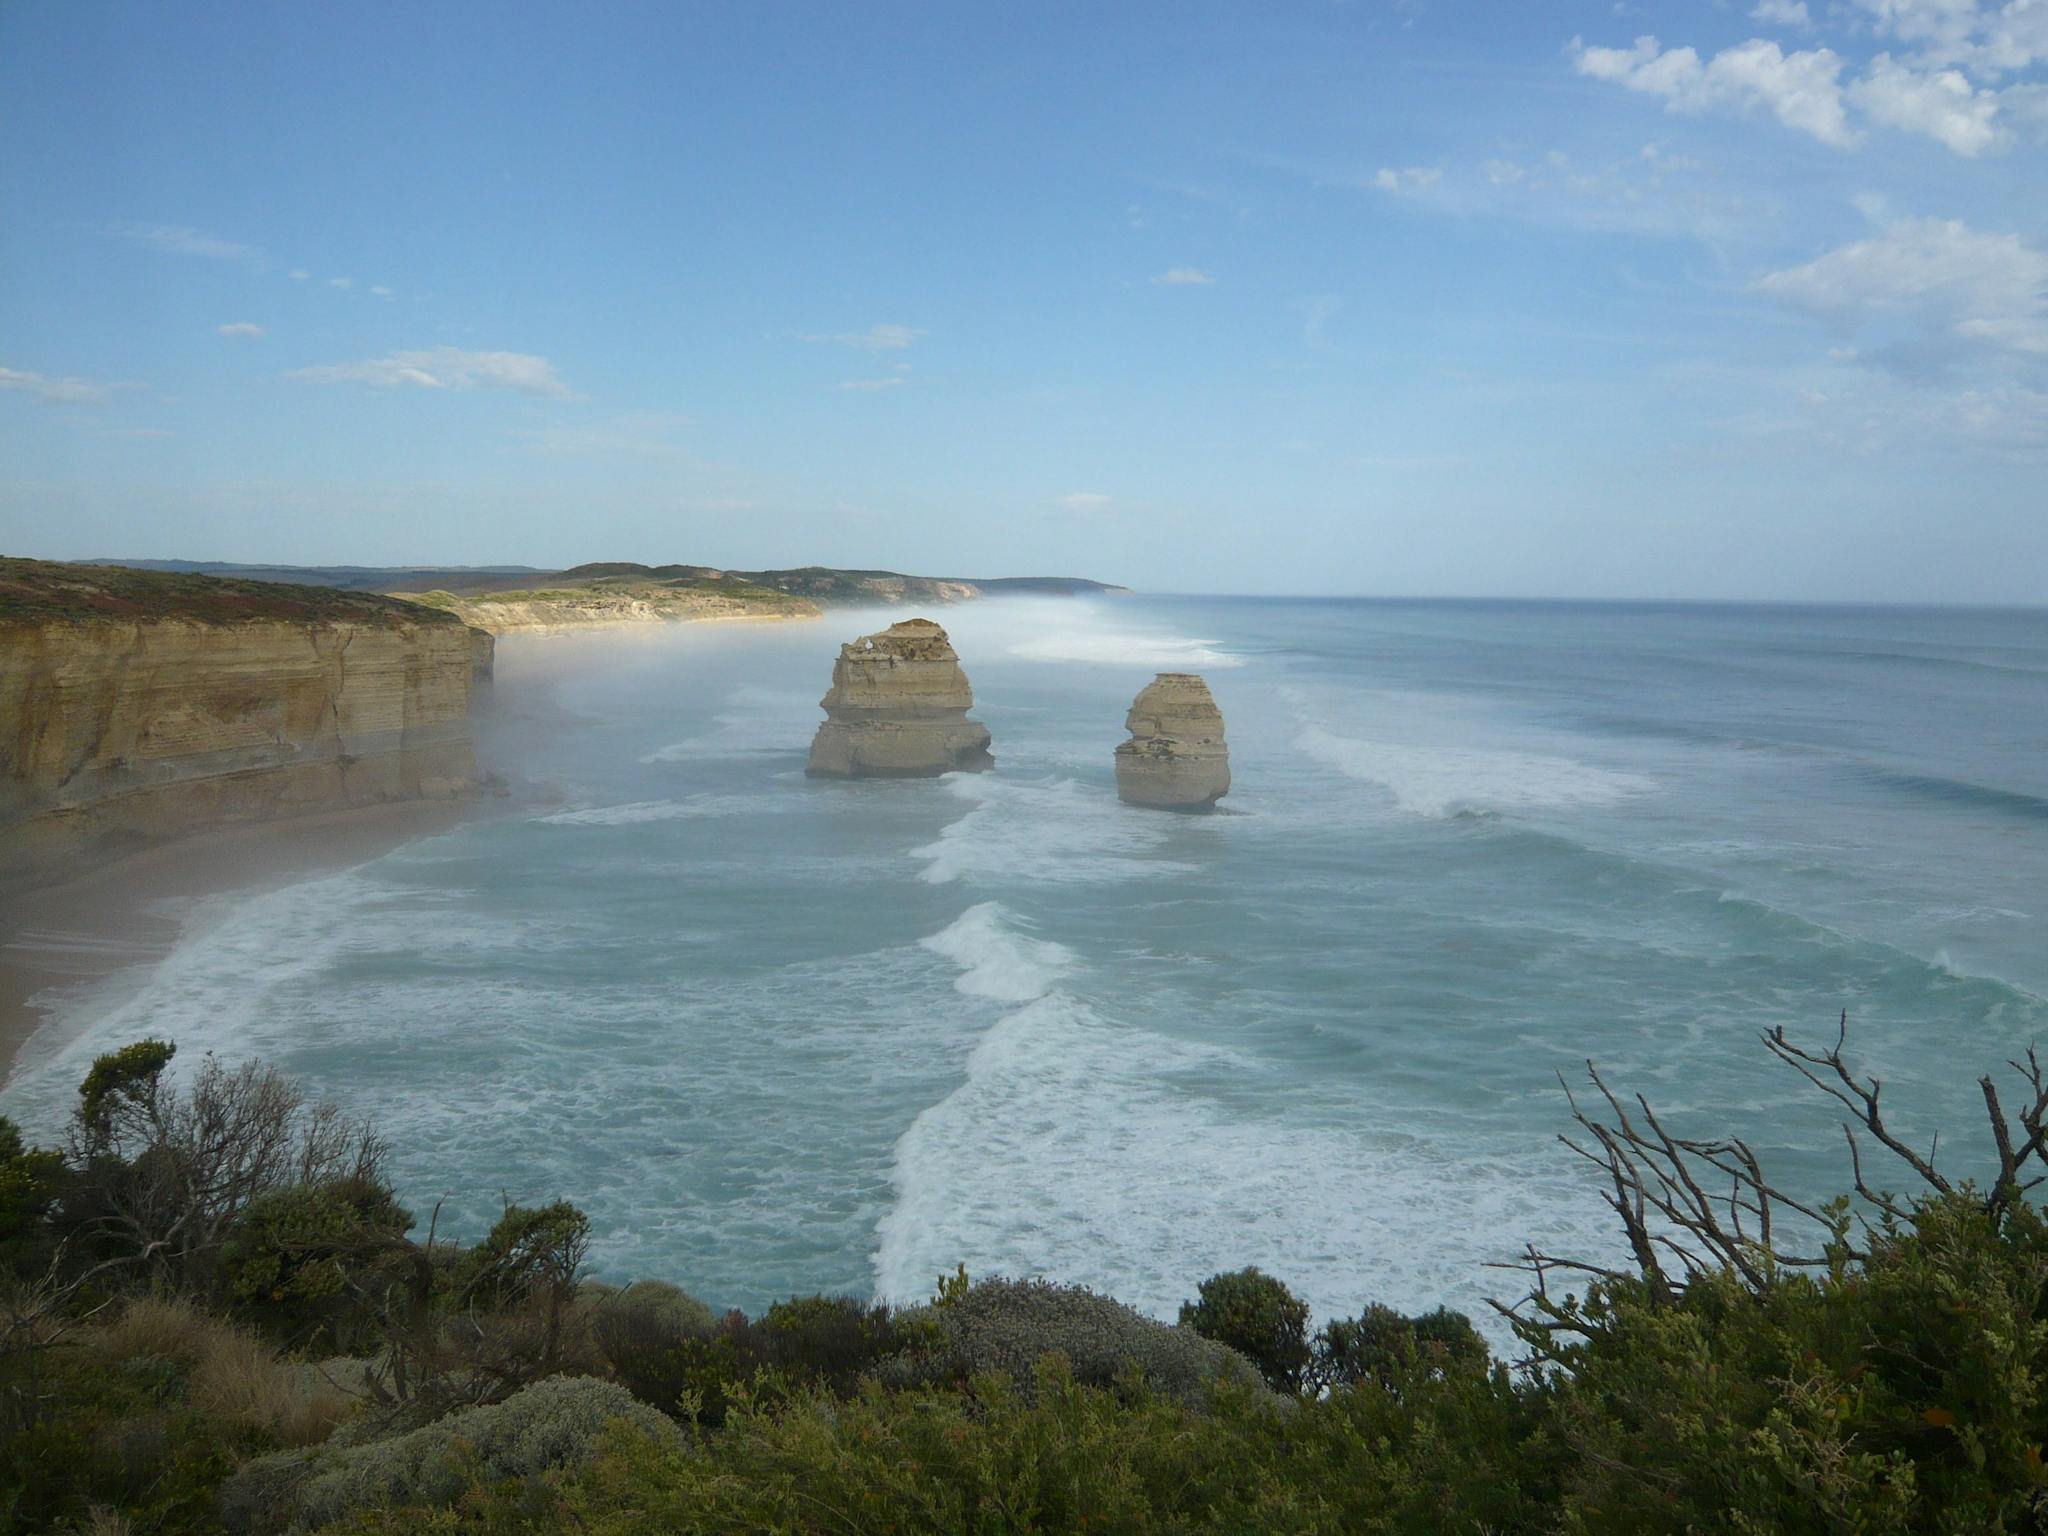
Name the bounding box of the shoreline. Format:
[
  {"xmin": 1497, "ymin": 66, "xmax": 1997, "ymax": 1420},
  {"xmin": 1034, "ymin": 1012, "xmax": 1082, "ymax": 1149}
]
[{"xmin": 0, "ymin": 797, "xmax": 479, "ymax": 1090}]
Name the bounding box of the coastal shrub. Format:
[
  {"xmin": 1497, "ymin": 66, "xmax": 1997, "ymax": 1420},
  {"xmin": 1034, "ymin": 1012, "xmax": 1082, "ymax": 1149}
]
[
  {"xmin": 0, "ymin": 1115, "xmax": 64, "ymax": 1277},
  {"xmin": 220, "ymin": 1177, "xmax": 414, "ymax": 1350},
  {"xmin": 306, "ymin": 1355, "xmax": 1547, "ymax": 1535},
  {"xmin": 890, "ymin": 1276, "xmax": 1266, "ymax": 1406},
  {"xmin": 599, "ymin": 1292, "xmax": 918, "ymax": 1425},
  {"xmin": 1179, "ymin": 1266, "xmax": 1313, "ymax": 1392},
  {"xmin": 219, "ymin": 1375, "xmax": 683, "ymax": 1532},
  {"xmin": 59, "ymin": 1040, "xmax": 386, "ymax": 1288},
  {"xmin": 1312, "ymin": 1303, "xmax": 1489, "ymax": 1395}
]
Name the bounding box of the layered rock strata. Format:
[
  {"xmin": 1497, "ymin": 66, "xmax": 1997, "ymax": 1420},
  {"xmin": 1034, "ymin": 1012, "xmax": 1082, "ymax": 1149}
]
[
  {"xmin": 805, "ymin": 619, "xmax": 994, "ymax": 778},
  {"xmin": 1115, "ymin": 673, "xmax": 1230, "ymax": 810},
  {"xmin": 0, "ymin": 559, "xmax": 493, "ymax": 886}
]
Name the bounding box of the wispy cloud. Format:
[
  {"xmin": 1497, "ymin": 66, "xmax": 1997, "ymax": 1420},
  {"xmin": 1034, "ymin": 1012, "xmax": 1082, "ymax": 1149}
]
[
  {"xmin": 370, "ymin": 284, "xmax": 394, "ymax": 299},
  {"xmin": 1301, "ymin": 294, "xmax": 1344, "ymax": 350},
  {"xmin": 1156, "ymin": 266, "xmax": 1217, "ymax": 285},
  {"xmin": 836, "ymin": 376, "xmax": 906, "ymax": 391},
  {"xmin": 288, "ymin": 269, "xmax": 311, "ymax": 281},
  {"xmin": 286, "ymin": 347, "xmax": 572, "ymax": 395},
  {"xmin": 1371, "ymin": 165, "xmax": 1444, "ymax": 193},
  {"xmin": 519, "ymin": 410, "xmax": 694, "ymax": 457},
  {"xmin": 800, "ymin": 323, "xmax": 924, "ymax": 350},
  {"xmin": 0, "ymin": 363, "xmax": 107, "ymax": 403},
  {"xmin": 1056, "ymin": 491, "xmax": 1113, "ymax": 510},
  {"xmin": 217, "ymin": 322, "xmax": 265, "ymax": 339},
  {"xmin": 1751, "ymin": 0, "xmax": 1813, "ymax": 30},
  {"xmin": 121, "ymin": 223, "xmax": 262, "ymax": 261},
  {"xmin": 328, "ymin": 277, "xmax": 353, "ymax": 291}
]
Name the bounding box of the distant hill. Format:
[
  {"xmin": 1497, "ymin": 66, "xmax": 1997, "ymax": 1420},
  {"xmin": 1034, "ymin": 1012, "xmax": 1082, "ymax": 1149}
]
[{"xmin": 80, "ymin": 559, "xmax": 1130, "ymax": 604}]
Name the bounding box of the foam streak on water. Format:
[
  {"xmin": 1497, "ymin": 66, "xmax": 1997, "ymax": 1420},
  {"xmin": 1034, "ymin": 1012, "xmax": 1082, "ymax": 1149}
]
[{"xmin": 6, "ymin": 596, "xmax": 2044, "ymax": 1341}]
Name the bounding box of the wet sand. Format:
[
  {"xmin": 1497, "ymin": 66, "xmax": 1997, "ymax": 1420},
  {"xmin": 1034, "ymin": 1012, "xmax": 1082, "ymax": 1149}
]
[{"xmin": 0, "ymin": 799, "xmax": 476, "ymax": 1086}]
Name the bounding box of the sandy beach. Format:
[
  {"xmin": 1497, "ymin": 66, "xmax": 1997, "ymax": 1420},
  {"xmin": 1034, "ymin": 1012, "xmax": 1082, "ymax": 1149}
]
[{"xmin": 0, "ymin": 798, "xmax": 477, "ymax": 1088}]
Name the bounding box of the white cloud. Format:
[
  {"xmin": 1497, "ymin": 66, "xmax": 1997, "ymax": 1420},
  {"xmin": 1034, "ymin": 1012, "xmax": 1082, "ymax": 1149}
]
[
  {"xmin": 0, "ymin": 364, "xmax": 106, "ymax": 403},
  {"xmin": 801, "ymin": 323, "xmax": 923, "ymax": 350},
  {"xmin": 1371, "ymin": 165, "xmax": 1444, "ymax": 192},
  {"xmin": 370, "ymin": 284, "xmax": 394, "ymax": 298},
  {"xmin": 286, "ymin": 346, "xmax": 572, "ymax": 395},
  {"xmin": 1757, "ymin": 217, "xmax": 2048, "ymax": 353},
  {"xmin": 1156, "ymin": 266, "xmax": 1217, "ymax": 285},
  {"xmin": 1481, "ymin": 158, "xmax": 1526, "ymax": 185},
  {"xmin": 1751, "ymin": 0, "xmax": 1814, "ymax": 28},
  {"xmin": 836, "ymin": 376, "xmax": 906, "ymax": 391},
  {"xmin": 1056, "ymin": 491, "xmax": 1113, "ymax": 510},
  {"xmin": 328, "ymin": 277, "xmax": 353, "ymax": 291},
  {"xmin": 121, "ymin": 223, "xmax": 262, "ymax": 261},
  {"xmin": 217, "ymin": 322, "xmax": 265, "ymax": 339},
  {"xmin": 1849, "ymin": 52, "xmax": 2009, "ymax": 152},
  {"xmin": 1572, "ymin": 34, "xmax": 1857, "ymax": 146},
  {"xmin": 288, "ymin": 269, "xmax": 311, "ymax": 281},
  {"xmin": 1850, "ymin": 0, "xmax": 2048, "ymax": 74}
]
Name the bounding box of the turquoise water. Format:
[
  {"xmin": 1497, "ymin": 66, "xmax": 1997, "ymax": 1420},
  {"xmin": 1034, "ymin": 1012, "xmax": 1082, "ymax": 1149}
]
[{"xmin": 8, "ymin": 597, "xmax": 2046, "ymax": 1333}]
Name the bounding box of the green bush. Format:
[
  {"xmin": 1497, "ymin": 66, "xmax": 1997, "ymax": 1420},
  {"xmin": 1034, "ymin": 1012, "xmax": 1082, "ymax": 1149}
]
[
  {"xmin": 220, "ymin": 1375, "xmax": 682, "ymax": 1532},
  {"xmin": 1314, "ymin": 1303, "xmax": 1489, "ymax": 1394},
  {"xmin": 1179, "ymin": 1267, "xmax": 1313, "ymax": 1392},
  {"xmin": 891, "ymin": 1276, "xmax": 1267, "ymax": 1406},
  {"xmin": 220, "ymin": 1178, "xmax": 414, "ymax": 1350}
]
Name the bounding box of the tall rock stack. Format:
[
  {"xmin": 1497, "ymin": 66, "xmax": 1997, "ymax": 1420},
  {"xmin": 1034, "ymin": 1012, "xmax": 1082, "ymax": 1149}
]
[
  {"xmin": 806, "ymin": 619, "xmax": 995, "ymax": 778},
  {"xmin": 1115, "ymin": 673, "xmax": 1230, "ymax": 810}
]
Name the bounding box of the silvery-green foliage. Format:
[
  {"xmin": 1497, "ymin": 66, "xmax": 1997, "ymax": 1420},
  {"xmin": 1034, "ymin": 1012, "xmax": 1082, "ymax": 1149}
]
[
  {"xmin": 889, "ymin": 1277, "xmax": 1265, "ymax": 1406},
  {"xmin": 219, "ymin": 1375, "xmax": 680, "ymax": 1531}
]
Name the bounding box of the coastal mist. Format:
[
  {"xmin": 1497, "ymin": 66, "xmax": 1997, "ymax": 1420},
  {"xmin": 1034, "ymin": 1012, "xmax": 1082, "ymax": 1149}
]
[{"xmin": 7, "ymin": 596, "xmax": 2045, "ymax": 1335}]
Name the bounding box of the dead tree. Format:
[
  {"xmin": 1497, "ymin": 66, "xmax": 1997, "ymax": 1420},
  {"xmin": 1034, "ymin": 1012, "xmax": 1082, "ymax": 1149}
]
[{"xmin": 1496, "ymin": 1012, "xmax": 2048, "ymax": 1350}]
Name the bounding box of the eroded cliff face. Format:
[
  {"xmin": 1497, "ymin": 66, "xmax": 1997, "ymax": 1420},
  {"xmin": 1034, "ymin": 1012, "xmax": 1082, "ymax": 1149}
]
[
  {"xmin": 0, "ymin": 561, "xmax": 493, "ymax": 885},
  {"xmin": 806, "ymin": 618, "xmax": 994, "ymax": 778},
  {"xmin": 1115, "ymin": 673, "xmax": 1230, "ymax": 810},
  {"xmin": 397, "ymin": 582, "xmax": 820, "ymax": 635}
]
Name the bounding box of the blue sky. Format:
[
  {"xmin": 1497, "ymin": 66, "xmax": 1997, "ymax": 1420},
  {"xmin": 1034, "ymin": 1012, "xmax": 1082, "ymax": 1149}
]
[{"xmin": 1, "ymin": 0, "xmax": 2043, "ymax": 599}]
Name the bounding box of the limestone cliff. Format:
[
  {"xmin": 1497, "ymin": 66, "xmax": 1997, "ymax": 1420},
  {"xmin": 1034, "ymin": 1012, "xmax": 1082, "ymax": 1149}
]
[
  {"xmin": 1115, "ymin": 673, "xmax": 1230, "ymax": 810},
  {"xmin": 398, "ymin": 573, "xmax": 820, "ymax": 636},
  {"xmin": 0, "ymin": 559, "xmax": 493, "ymax": 885},
  {"xmin": 806, "ymin": 619, "xmax": 994, "ymax": 778}
]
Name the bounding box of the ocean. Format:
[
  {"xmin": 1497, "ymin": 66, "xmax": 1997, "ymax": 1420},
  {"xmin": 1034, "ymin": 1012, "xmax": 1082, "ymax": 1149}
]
[{"xmin": 7, "ymin": 596, "xmax": 2045, "ymax": 1338}]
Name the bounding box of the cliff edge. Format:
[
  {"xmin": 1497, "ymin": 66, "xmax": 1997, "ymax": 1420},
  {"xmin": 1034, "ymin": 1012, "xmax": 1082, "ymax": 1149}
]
[
  {"xmin": 806, "ymin": 619, "xmax": 994, "ymax": 778},
  {"xmin": 0, "ymin": 558, "xmax": 494, "ymax": 887}
]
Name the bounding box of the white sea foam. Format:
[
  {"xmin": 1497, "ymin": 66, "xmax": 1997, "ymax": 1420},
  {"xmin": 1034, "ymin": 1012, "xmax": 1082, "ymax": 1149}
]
[
  {"xmin": 1006, "ymin": 625, "xmax": 1243, "ymax": 669},
  {"xmin": 1295, "ymin": 726, "xmax": 1656, "ymax": 818},
  {"xmin": 911, "ymin": 774, "xmax": 1196, "ymax": 886},
  {"xmin": 537, "ymin": 795, "xmax": 781, "ymax": 826},
  {"xmin": 873, "ymin": 993, "xmax": 1618, "ymax": 1342},
  {"xmin": 919, "ymin": 903, "xmax": 1073, "ymax": 1002}
]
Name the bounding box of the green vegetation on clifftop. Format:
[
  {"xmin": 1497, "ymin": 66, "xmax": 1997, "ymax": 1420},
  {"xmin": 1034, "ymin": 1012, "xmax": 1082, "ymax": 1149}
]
[{"xmin": 6, "ymin": 1021, "xmax": 2048, "ymax": 1532}]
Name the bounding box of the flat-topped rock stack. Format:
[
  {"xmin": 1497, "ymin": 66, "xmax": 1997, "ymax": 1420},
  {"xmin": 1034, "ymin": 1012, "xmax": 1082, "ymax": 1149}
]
[
  {"xmin": 806, "ymin": 618, "xmax": 995, "ymax": 778},
  {"xmin": 1115, "ymin": 673, "xmax": 1230, "ymax": 810}
]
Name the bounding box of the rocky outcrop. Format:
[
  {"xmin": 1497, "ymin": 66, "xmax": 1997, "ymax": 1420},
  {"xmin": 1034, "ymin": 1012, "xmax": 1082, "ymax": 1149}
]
[
  {"xmin": 806, "ymin": 619, "xmax": 994, "ymax": 778},
  {"xmin": 1115, "ymin": 673, "xmax": 1230, "ymax": 810},
  {"xmin": 0, "ymin": 559, "xmax": 493, "ymax": 886}
]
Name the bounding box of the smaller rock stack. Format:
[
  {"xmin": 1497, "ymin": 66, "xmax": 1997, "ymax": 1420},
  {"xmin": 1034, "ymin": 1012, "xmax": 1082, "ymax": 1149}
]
[
  {"xmin": 806, "ymin": 619, "xmax": 995, "ymax": 778},
  {"xmin": 1115, "ymin": 673, "xmax": 1230, "ymax": 810}
]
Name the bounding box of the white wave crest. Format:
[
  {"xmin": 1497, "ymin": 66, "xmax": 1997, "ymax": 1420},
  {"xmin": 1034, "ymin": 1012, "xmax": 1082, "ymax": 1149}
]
[
  {"xmin": 1296, "ymin": 727, "xmax": 1655, "ymax": 818},
  {"xmin": 911, "ymin": 774, "xmax": 1196, "ymax": 886},
  {"xmin": 1007, "ymin": 626, "xmax": 1242, "ymax": 669},
  {"xmin": 537, "ymin": 795, "xmax": 778, "ymax": 826},
  {"xmin": 873, "ymin": 994, "xmax": 1615, "ymax": 1342},
  {"xmin": 919, "ymin": 902, "xmax": 1073, "ymax": 1003}
]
